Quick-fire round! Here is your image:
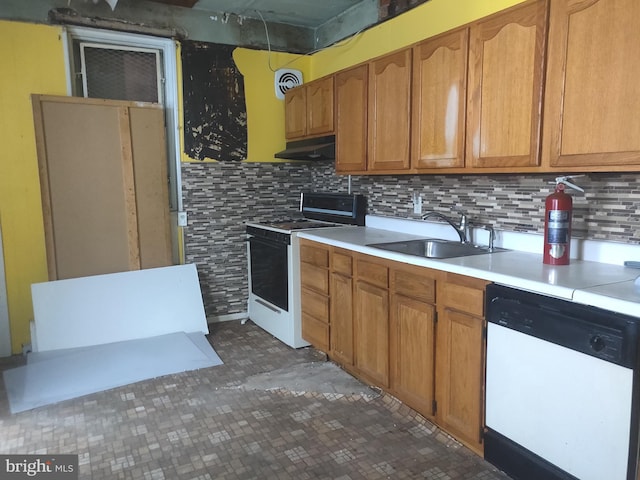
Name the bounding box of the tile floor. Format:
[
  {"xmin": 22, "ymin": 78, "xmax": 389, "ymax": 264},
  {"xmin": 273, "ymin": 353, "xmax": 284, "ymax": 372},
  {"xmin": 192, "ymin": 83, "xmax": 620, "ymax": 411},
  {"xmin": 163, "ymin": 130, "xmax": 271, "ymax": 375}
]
[{"xmin": 0, "ymin": 321, "xmax": 511, "ymax": 479}]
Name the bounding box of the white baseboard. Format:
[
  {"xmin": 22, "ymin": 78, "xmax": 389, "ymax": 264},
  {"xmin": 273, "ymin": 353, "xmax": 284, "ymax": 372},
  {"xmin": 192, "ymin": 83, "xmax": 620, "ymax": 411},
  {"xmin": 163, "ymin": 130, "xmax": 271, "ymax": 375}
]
[{"xmin": 208, "ymin": 312, "xmax": 248, "ymax": 323}]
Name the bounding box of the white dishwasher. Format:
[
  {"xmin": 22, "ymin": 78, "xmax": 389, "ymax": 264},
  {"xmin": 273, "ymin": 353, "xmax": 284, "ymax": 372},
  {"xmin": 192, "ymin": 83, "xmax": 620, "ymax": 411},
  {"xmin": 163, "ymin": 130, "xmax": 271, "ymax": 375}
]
[{"xmin": 484, "ymin": 284, "xmax": 640, "ymax": 480}]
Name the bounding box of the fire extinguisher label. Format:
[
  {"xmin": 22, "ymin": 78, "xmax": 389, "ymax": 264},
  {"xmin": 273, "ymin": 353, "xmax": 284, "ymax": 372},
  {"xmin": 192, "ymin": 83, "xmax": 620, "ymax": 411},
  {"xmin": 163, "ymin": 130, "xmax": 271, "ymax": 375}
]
[{"xmin": 547, "ymin": 210, "xmax": 570, "ymax": 244}]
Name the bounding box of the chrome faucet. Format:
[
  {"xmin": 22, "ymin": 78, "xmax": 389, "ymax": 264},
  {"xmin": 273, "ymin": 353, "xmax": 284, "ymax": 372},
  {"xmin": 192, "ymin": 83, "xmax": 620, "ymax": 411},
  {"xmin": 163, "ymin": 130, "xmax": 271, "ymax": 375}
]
[
  {"xmin": 421, "ymin": 210, "xmax": 469, "ymax": 243},
  {"xmin": 483, "ymin": 225, "xmax": 496, "ymax": 252}
]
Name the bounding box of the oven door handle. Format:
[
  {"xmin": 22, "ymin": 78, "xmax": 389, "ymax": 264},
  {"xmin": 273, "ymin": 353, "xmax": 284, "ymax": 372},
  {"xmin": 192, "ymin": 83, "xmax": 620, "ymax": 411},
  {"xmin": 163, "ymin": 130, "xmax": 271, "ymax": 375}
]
[{"xmin": 255, "ymin": 298, "xmax": 282, "ymax": 313}]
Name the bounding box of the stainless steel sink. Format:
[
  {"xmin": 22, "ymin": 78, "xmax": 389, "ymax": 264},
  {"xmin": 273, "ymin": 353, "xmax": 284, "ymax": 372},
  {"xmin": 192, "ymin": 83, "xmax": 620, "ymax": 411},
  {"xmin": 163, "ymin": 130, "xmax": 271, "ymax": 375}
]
[{"xmin": 366, "ymin": 238, "xmax": 507, "ymax": 259}]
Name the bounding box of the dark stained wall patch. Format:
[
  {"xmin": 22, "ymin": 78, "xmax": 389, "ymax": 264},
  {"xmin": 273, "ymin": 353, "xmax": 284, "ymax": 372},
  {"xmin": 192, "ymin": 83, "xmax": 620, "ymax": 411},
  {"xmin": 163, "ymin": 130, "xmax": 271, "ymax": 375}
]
[{"xmin": 182, "ymin": 41, "xmax": 247, "ymax": 161}]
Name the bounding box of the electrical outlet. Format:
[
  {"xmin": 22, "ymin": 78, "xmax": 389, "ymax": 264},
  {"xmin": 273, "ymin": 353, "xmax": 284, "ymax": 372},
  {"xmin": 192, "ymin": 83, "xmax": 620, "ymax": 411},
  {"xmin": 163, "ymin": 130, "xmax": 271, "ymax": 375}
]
[
  {"xmin": 412, "ymin": 193, "xmax": 423, "ymax": 214},
  {"xmin": 177, "ymin": 211, "xmax": 188, "ymax": 227}
]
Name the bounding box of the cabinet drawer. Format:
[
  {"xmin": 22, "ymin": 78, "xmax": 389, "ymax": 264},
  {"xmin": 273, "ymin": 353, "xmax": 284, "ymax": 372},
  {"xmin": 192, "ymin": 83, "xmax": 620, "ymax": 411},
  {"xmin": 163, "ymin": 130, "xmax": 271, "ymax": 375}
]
[
  {"xmin": 300, "ymin": 243, "xmax": 329, "ymax": 268},
  {"xmin": 301, "ymin": 287, "xmax": 329, "ymax": 321},
  {"xmin": 439, "ymin": 282, "xmax": 485, "ymax": 317},
  {"xmin": 331, "ymin": 250, "xmax": 353, "ymax": 276},
  {"xmin": 302, "ymin": 312, "xmax": 329, "ymax": 352},
  {"xmin": 356, "ymin": 258, "xmax": 388, "ymax": 288},
  {"xmin": 301, "ymin": 263, "xmax": 329, "ymax": 294},
  {"xmin": 392, "ymin": 268, "xmax": 436, "ymax": 303}
]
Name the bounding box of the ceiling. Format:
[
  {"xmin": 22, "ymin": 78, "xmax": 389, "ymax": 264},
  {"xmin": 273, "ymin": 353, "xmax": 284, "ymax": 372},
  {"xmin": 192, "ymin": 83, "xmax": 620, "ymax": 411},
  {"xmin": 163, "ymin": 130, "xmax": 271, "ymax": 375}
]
[{"xmin": 150, "ymin": 0, "xmax": 372, "ymax": 29}]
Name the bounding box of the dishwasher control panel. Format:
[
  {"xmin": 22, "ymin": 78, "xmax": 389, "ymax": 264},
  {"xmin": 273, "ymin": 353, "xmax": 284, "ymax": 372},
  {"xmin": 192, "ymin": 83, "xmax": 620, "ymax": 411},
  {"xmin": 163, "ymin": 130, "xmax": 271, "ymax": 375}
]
[{"xmin": 486, "ymin": 284, "xmax": 639, "ymax": 368}]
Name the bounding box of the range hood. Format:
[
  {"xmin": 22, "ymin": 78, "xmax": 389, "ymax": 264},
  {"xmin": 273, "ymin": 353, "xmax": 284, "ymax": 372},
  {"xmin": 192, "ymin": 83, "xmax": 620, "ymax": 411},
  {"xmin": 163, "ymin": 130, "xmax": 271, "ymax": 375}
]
[{"xmin": 274, "ymin": 135, "xmax": 335, "ymax": 161}]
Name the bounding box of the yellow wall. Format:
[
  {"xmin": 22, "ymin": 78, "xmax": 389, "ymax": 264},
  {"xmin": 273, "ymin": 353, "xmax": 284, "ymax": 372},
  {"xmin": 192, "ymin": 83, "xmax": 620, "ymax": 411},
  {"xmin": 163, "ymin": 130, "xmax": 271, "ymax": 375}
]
[
  {"xmin": 311, "ymin": 0, "xmax": 527, "ymax": 78},
  {"xmin": 0, "ymin": 21, "xmax": 67, "ymax": 353},
  {"xmin": 233, "ymin": 49, "xmax": 311, "ymax": 163}
]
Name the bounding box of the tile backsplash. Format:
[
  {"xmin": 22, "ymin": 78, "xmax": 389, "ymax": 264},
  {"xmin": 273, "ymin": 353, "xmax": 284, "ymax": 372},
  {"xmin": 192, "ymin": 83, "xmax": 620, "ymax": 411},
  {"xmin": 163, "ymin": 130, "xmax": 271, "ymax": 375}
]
[
  {"xmin": 182, "ymin": 161, "xmax": 640, "ymax": 318},
  {"xmin": 312, "ymin": 168, "xmax": 640, "ymax": 243}
]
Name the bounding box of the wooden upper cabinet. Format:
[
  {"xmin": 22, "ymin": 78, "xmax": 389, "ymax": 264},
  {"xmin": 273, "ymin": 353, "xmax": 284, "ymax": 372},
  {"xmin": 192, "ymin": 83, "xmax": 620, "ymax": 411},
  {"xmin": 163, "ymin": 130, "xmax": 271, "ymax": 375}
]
[
  {"xmin": 284, "ymin": 86, "xmax": 307, "ymax": 139},
  {"xmin": 467, "ymin": 0, "xmax": 548, "ymax": 168},
  {"xmin": 284, "ymin": 76, "xmax": 334, "ymax": 140},
  {"xmin": 306, "ymin": 76, "xmax": 334, "ymax": 136},
  {"xmin": 335, "ymin": 65, "xmax": 368, "ymax": 173},
  {"xmin": 412, "ymin": 28, "xmax": 469, "ymax": 170},
  {"xmin": 368, "ymin": 49, "xmax": 412, "ymax": 172},
  {"xmin": 543, "ymin": 0, "xmax": 640, "ymax": 169}
]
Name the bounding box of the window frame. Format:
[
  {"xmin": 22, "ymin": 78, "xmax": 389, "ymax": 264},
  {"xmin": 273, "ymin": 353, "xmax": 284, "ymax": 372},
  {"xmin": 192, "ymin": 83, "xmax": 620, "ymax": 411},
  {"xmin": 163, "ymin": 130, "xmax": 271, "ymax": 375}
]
[{"xmin": 78, "ymin": 41, "xmax": 164, "ymax": 103}]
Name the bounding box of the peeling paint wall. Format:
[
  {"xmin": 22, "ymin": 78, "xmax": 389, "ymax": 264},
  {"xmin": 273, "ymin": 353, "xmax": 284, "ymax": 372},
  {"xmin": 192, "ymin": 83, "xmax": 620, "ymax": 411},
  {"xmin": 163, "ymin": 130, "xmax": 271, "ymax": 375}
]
[{"xmin": 181, "ymin": 41, "xmax": 247, "ymax": 161}]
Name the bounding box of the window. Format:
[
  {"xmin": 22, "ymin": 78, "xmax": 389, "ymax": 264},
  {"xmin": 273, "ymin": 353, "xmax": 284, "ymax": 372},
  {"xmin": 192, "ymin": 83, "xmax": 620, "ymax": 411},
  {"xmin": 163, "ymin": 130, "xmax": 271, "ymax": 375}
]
[{"xmin": 77, "ymin": 42, "xmax": 163, "ymax": 103}]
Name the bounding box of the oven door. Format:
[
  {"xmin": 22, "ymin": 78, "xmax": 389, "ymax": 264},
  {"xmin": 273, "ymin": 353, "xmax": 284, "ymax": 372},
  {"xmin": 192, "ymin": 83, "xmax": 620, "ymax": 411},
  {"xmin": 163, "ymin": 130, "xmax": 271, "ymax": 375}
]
[{"xmin": 247, "ymin": 235, "xmax": 289, "ymax": 311}]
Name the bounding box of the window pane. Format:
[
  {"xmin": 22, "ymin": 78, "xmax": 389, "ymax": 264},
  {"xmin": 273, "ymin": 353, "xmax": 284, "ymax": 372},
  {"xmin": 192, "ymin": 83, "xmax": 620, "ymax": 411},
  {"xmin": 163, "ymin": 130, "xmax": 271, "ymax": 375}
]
[{"xmin": 83, "ymin": 46, "xmax": 159, "ymax": 103}]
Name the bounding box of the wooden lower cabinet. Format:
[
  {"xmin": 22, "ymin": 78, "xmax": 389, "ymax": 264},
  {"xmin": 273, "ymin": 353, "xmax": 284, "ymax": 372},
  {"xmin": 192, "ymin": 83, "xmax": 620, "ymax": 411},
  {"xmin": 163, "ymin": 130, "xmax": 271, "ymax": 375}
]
[
  {"xmin": 435, "ymin": 307, "xmax": 485, "ymax": 455},
  {"xmin": 330, "ymin": 271, "xmax": 354, "ymax": 366},
  {"xmin": 436, "ymin": 274, "xmax": 488, "ymax": 455},
  {"xmin": 390, "ymin": 293, "xmax": 436, "ymax": 419},
  {"xmin": 299, "ymin": 240, "xmax": 487, "ymax": 456},
  {"xmin": 354, "ymin": 279, "xmax": 390, "ymax": 387}
]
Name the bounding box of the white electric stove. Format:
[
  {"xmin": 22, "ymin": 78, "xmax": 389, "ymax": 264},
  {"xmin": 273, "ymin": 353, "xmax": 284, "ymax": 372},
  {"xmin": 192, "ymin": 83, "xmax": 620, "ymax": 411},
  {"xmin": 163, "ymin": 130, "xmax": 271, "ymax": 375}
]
[{"xmin": 245, "ymin": 192, "xmax": 366, "ymax": 348}]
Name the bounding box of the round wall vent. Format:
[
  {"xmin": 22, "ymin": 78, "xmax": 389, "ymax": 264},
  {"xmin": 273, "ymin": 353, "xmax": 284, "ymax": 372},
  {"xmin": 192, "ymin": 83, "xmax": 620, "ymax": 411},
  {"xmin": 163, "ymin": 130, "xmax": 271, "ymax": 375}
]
[{"xmin": 274, "ymin": 69, "xmax": 303, "ymax": 100}]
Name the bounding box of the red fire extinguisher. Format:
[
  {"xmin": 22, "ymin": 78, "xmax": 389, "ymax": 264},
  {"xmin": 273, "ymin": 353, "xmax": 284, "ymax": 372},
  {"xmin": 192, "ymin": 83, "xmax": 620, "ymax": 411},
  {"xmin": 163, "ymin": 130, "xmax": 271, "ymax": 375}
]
[{"xmin": 543, "ymin": 176, "xmax": 584, "ymax": 265}]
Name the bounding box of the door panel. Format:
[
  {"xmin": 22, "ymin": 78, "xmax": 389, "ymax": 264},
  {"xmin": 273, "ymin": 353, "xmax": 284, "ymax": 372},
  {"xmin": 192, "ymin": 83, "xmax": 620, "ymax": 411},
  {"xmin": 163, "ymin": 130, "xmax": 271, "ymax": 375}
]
[
  {"xmin": 335, "ymin": 65, "xmax": 368, "ymax": 173},
  {"xmin": 412, "ymin": 28, "xmax": 468, "ymax": 169},
  {"xmin": 390, "ymin": 294, "xmax": 436, "ymax": 418},
  {"xmin": 354, "ymin": 280, "xmax": 389, "ymax": 386},
  {"xmin": 467, "ymin": 0, "xmax": 548, "ymax": 168},
  {"xmin": 368, "ymin": 49, "xmax": 412, "ymax": 171},
  {"xmin": 33, "ymin": 95, "xmax": 172, "ymax": 280},
  {"xmin": 543, "ymin": 0, "xmax": 640, "ymax": 167}
]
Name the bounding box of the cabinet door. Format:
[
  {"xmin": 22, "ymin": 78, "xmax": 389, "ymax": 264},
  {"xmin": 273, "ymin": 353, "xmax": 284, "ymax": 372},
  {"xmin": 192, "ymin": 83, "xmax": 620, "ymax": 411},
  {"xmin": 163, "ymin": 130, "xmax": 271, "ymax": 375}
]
[
  {"xmin": 543, "ymin": 0, "xmax": 640, "ymax": 168},
  {"xmin": 436, "ymin": 307, "xmax": 485, "ymax": 455},
  {"xmin": 307, "ymin": 76, "xmax": 334, "ymax": 136},
  {"xmin": 412, "ymin": 28, "xmax": 468, "ymax": 169},
  {"xmin": 390, "ymin": 294, "xmax": 436, "ymax": 419},
  {"xmin": 284, "ymin": 86, "xmax": 307, "ymax": 139},
  {"xmin": 354, "ymin": 280, "xmax": 390, "ymax": 387},
  {"xmin": 368, "ymin": 49, "xmax": 412, "ymax": 172},
  {"xmin": 467, "ymin": 0, "xmax": 548, "ymax": 168},
  {"xmin": 335, "ymin": 65, "xmax": 368, "ymax": 173},
  {"xmin": 330, "ymin": 272, "xmax": 354, "ymax": 366},
  {"xmin": 301, "ymin": 310, "xmax": 329, "ymax": 352}
]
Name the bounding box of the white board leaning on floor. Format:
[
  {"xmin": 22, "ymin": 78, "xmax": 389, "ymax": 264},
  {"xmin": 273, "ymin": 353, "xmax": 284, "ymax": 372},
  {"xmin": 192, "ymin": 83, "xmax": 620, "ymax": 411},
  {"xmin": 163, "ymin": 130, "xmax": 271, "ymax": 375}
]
[{"xmin": 31, "ymin": 264, "xmax": 208, "ymax": 352}]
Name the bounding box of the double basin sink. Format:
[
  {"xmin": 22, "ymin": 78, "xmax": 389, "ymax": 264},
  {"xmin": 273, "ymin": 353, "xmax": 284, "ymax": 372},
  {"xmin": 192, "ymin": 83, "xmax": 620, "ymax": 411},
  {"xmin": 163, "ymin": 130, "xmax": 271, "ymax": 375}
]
[{"xmin": 367, "ymin": 238, "xmax": 507, "ymax": 259}]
